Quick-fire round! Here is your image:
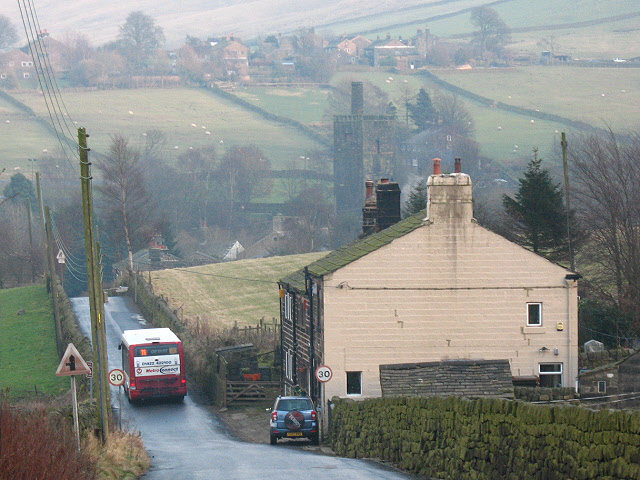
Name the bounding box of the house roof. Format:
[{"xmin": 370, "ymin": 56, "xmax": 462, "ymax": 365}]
[{"xmin": 280, "ymin": 210, "xmax": 426, "ymax": 291}]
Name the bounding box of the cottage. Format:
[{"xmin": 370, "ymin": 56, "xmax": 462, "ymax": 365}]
[{"xmin": 279, "ymin": 159, "xmax": 579, "ymax": 430}]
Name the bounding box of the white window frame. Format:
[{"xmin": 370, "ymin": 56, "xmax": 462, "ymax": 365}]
[
  {"xmin": 285, "ymin": 349, "xmax": 293, "ymax": 381},
  {"xmin": 539, "ymin": 363, "xmax": 562, "ymax": 387},
  {"xmin": 527, "ymin": 302, "xmax": 542, "ymax": 326},
  {"xmin": 284, "ymin": 292, "xmax": 292, "ymax": 322},
  {"xmin": 346, "ymin": 371, "xmax": 362, "ymax": 395}
]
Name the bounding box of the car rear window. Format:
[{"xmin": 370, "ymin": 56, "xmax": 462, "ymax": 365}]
[{"xmin": 277, "ymin": 399, "xmax": 313, "ymax": 411}]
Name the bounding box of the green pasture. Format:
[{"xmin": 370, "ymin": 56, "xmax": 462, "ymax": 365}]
[
  {"xmin": 350, "ymin": 0, "xmax": 640, "ymax": 60},
  {"xmin": 7, "ymin": 88, "xmax": 325, "ymax": 171},
  {"xmin": 233, "ymin": 86, "xmax": 330, "ymax": 125},
  {"xmin": 434, "ymin": 66, "xmax": 640, "ymax": 131},
  {"xmin": 150, "ymin": 251, "xmax": 328, "ymax": 328},
  {"xmin": 0, "ymin": 96, "xmax": 59, "ymax": 172},
  {"xmin": 0, "ymin": 285, "xmax": 68, "ymax": 396}
]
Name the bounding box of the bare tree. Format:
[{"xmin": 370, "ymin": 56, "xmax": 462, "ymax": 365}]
[
  {"xmin": 433, "ymin": 92, "xmax": 474, "ymax": 137},
  {"xmin": 470, "ymin": 6, "xmax": 511, "ymax": 55},
  {"xmin": 0, "ymin": 15, "xmax": 18, "ymax": 50},
  {"xmin": 570, "ymin": 129, "xmax": 640, "ymax": 332},
  {"xmin": 218, "ymin": 145, "xmax": 272, "ymax": 205},
  {"xmin": 118, "ymin": 11, "xmax": 165, "ymax": 71},
  {"xmin": 96, "ymin": 134, "xmax": 153, "ymax": 272}
]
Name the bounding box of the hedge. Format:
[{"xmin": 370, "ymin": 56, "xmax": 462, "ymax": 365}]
[{"xmin": 331, "ymin": 396, "xmax": 640, "ymax": 480}]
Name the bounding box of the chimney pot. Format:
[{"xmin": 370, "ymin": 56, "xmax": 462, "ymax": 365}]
[
  {"xmin": 454, "ymin": 158, "xmax": 462, "ymax": 173},
  {"xmin": 365, "ymin": 180, "xmax": 374, "ymax": 198},
  {"xmin": 433, "ymin": 158, "xmax": 441, "ymax": 175}
]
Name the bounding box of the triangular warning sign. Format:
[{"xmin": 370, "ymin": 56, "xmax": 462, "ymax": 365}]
[{"xmin": 56, "ymin": 343, "xmax": 92, "ymax": 376}]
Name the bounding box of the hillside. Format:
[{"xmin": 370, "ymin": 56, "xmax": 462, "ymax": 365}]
[
  {"xmin": 0, "ymin": 285, "xmax": 68, "ymax": 397},
  {"xmin": 149, "ymin": 251, "xmax": 328, "ymax": 328},
  {"xmin": 2, "ymin": 0, "xmax": 638, "ymax": 58}
]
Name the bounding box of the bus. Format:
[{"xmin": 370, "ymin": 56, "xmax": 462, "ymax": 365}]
[{"xmin": 120, "ymin": 328, "xmax": 187, "ymax": 402}]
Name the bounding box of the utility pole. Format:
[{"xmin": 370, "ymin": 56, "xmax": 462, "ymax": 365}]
[
  {"xmin": 45, "ymin": 206, "xmax": 62, "ymax": 356},
  {"xmin": 26, "ymin": 198, "xmax": 35, "ymax": 283},
  {"xmin": 561, "ymin": 132, "xmax": 575, "ymax": 272},
  {"xmin": 78, "ymin": 127, "xmax": 110, "ymax": 442},
  {"xmin": 36, "ymin": 173, "xmax": 50, "ymax": 291}
]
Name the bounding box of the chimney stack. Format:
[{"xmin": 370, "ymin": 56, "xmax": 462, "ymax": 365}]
[
  {"xmin": 433, "ymin": 158, "xmax": 441, "ymax": 175},
  {"xmin": 426, "ymin": 158, "xmax": 473, "ymax": 223}
]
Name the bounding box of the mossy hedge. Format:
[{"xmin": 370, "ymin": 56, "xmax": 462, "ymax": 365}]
[{"xmin": 330, "ymin": 396, "xmax": 640, "ymax": 480}]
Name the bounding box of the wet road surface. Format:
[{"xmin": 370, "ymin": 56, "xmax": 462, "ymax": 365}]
[{"xmin": 71, "ymin": 296, "xmax": 418, "ymax": 480}]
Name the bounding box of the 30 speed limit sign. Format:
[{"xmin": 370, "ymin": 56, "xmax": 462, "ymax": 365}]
[
  {"xmin": 315, "ymin": 365, "xmax": 332, "ymax": 383},
  {"xmin": 108, "ymin": 368, "xmax": 125, "ymax": 387}
]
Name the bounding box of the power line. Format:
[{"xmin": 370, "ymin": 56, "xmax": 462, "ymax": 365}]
[{"xmin": 17, "ymin": 0, "xmax": 80, "ymax": 175}]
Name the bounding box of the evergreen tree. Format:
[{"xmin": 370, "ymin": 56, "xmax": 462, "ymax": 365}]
[
  {"xmin": 2, "ymin": 173, "xmax": 36, "ymax": 208},
  {"xmin": 408, "ymin": 88, "xmax": 437, "ymax": 131},
  {"xmin": 502, "ymin": 152, "xmax": 569, "ymax": 260},
  {"xmin": 403, "ymin": 180, "xmax": 428, "ymax": 217}
]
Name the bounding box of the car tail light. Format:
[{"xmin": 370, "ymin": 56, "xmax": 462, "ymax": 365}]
[
  {"xmin": 181, "ymin": 378, "xmax": 186, "ymax": 385},
  {"xmin": 271, "ymin": 411, "xmax": 278, "ymax": 422},
  {"xmin": 130, "ymin": 382, "xmax": 136, "ymax": 390},
  {"xmin": 311, "ymin": 410, "xmax": 316, "ymax": 421}
]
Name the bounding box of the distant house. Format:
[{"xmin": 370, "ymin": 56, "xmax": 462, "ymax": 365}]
[
  {"xmin": 214, "ymin": 240, "xmax": 245, "ymax": 261},
  {"xmin": 364, "ymin": 35, "xmax": 421, "ymax": 69},
  {"xmin": 114, "ymin": 236, "xmax": 181, "ymax": 273},
  {"xmin": 0, "ymin": 49, "xmax": 35, "ymax": 83},
  {"xmin": 278, "ymin": 158, "xmax": 579, "ymax": 432},
  {"xmin": 22, "ymin": 30, "xmax": 70, "ymax": 73}
]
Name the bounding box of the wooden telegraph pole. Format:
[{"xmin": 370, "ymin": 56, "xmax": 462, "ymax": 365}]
[
  {"xmin": 36, "ymin": 173, "xmax": 50, "ymax": 291},
  {"xmin": 78, "ymin": 127, "xmax": 110, "ymax": 442}
]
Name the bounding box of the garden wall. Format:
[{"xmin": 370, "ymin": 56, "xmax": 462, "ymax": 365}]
[{"xmin": 330, "ymin": 396, "xmax": 640, "ymax": 480}]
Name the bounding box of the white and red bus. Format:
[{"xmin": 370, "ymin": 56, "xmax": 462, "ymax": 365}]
[{"xmin": 120, "ymin": 328, "xmax": 187, "ymax": 402}]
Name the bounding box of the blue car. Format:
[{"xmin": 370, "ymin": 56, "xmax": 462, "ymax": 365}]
[{"xmin": 269, "ymin": 395, "xmax": 319, "ymax": 445}]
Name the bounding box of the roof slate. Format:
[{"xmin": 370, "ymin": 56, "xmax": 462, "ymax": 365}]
[{"xmin": 280, "ymin": 211, "xmax": 426, "ymax": 291}]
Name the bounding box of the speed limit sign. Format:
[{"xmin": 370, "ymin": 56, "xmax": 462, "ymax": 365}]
[
  {"xmin": 315, "ymin": 365, "xmax": 332, "ymax": 383},
  {"xmin": 108, "ymin": 368, "xmax": 125, "ymax": 387}
]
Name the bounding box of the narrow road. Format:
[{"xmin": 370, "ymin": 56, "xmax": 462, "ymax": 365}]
[{"xmin": 71, "ymin": 296, "xmax": 419, "ymax": 480}]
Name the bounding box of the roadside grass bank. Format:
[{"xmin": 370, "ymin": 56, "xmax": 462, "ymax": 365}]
[{"xmin": 0, "ymin": 284, "xmax": 67, "ymax": 397}]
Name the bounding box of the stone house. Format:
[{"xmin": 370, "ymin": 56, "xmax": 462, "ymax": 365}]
[
  {"xmin": 278, "ymin": 158, "xmax": 579, "ymax": 430},
  {"xmin": 0, "ymin": 49, "xmax": 35, "ymax": 84},
  {"xmin": 364, "ymin": 35, "xmax": 421, "ymax": 69}
]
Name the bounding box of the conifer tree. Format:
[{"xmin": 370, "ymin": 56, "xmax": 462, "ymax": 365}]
[
  {"xmin": 502, "ymin": 151, "xmax": 570, "ymax": 260},
  {"xmin": 408, "ymin": 88, "xmax": 437, "ymax": 131},
  {"xmin": 403, "ymin": 180, "xmax": 428, "ymax": 217}
]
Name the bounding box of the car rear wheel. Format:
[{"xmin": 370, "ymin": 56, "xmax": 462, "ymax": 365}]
[
  {"xmin": 311, "ymin": 433, "xmax": 319, "ymax": 445},
  {"xmin": 270, "ymin": 433, "xmax": 277, "ymax": 445}
]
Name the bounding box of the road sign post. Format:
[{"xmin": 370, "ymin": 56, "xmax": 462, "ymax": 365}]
[
  {"xmin": 56, "ymin": 343, "xmax": 92, "ymax": 452},
  {"xmin": 109, "ymin": 369, "xmax": 125, "ymax": 430}
]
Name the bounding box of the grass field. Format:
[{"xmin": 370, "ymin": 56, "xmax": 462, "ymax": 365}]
[
  {"xmin": 6, "ymin": 88, "xmax": 325, "ymax": 172},
  {"xmin": 0, "ymin": 284, "xmax": 68, "ymax": 396},
  {"xmin": 150, "ymin": 252, "xmax": 327, "ymax": 328},
  {"xmin": 358, "ymin": 0, "xmax": 640, "ymax": 60},
  {"xmin": 233, "ymin": 86, "xmax": 330, "ymax": 125}
]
